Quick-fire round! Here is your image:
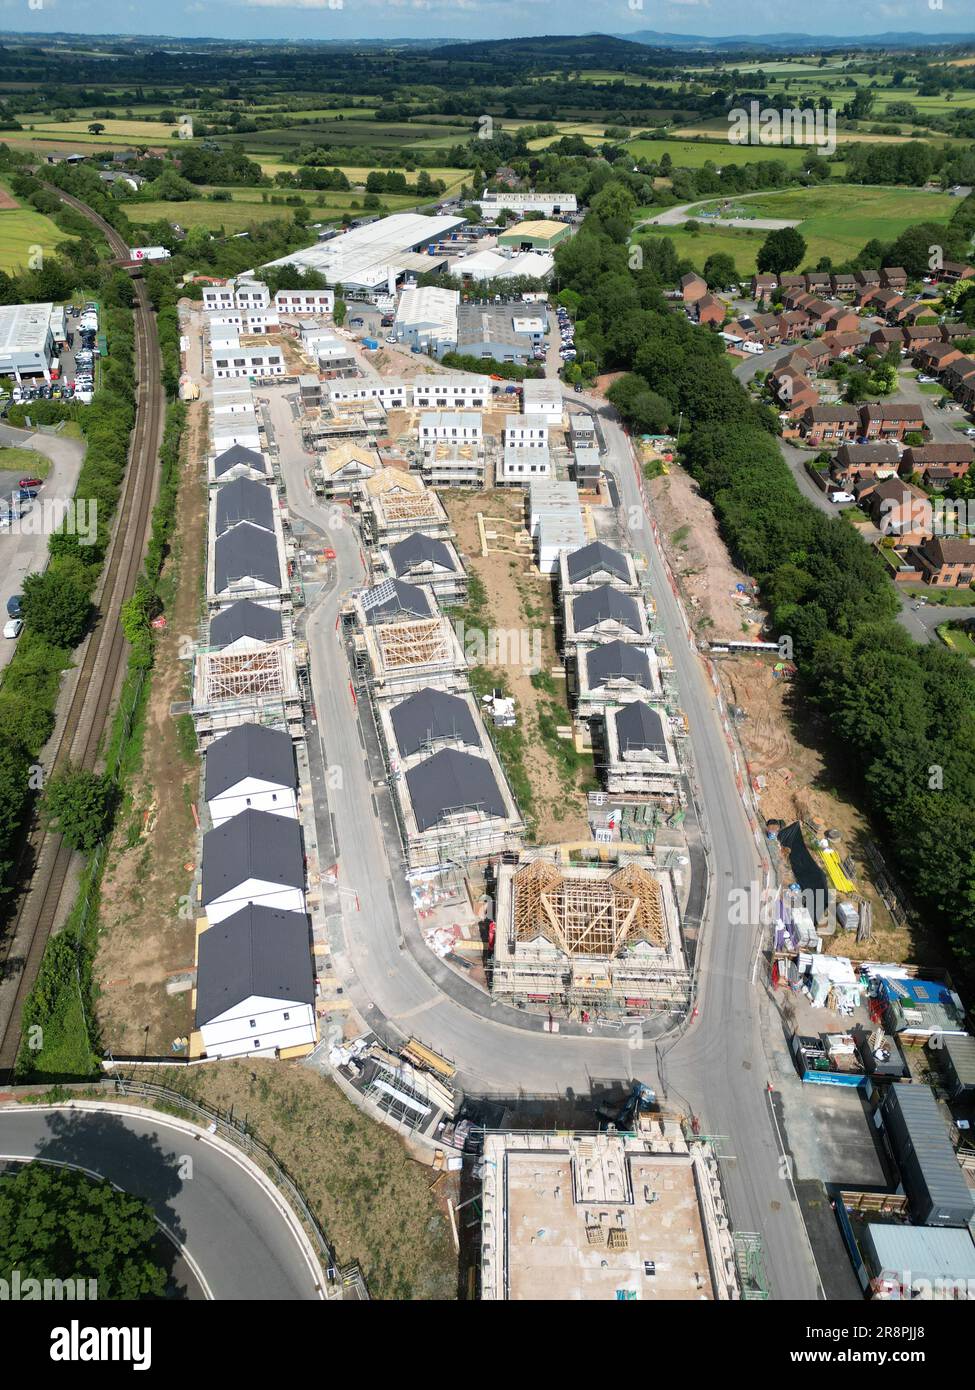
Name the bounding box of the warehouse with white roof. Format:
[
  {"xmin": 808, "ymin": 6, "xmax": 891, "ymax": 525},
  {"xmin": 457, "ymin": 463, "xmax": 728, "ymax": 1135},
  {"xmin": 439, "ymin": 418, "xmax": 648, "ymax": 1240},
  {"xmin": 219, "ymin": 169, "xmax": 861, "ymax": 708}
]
[{"xmin": 264, "ymin": 212, "xmax": 465, "ymax": 292}]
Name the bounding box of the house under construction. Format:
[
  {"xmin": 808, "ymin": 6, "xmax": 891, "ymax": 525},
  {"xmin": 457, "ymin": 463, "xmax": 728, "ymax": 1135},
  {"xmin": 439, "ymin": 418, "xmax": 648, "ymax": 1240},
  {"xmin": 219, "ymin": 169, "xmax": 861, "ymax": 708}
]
[
  {"xmin": 353, "ymin": 604, "xmax": 468, "ymax": 698},
  {"xmin": 601, "ymin": 700, "xmax": 686, "ymax": 802},
  {"xmin": 192, "ymin": 602, "xmax": 306, "ymax": 746},
  {"xmin": 420, "ymin": 441, "xmax": 486, "ymax": 489},
  {"xmin": 491, "ymin": 853, "xmax": 689, "ymax": 1015},
  {"xmin": 376, "ymin": 685, "xmax": 524, "ymax": 869},
  {"xmin": 479, "ymin": 1128, "xmax": 739, "ymax": 1301},
  {"xmin": 363, "ymin": 475, "xmax": 453, "ymax": 545}
]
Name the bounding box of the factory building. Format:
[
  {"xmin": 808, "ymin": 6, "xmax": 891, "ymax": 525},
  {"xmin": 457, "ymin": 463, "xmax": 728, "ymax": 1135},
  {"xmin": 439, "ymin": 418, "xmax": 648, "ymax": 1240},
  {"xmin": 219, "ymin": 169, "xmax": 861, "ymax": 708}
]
[
  {"xmin": 393, "ymin": 286, "xmax": 459, "ymax": 357},
  {"xmin": 477, "ymin": 191, "xmax": 577, "ymax": 218},
  {"xmin": 498, "ymin": 219, "xmax": 572, "ymax": 253},
  {"xmin": 0, "ymin": 302, "xmax": 55, "ymax": 382},
  {"xmin": 456, "ymin": 303, "xmax": 542, "ymax": 363},
  {"xmin": 264, "ymin": 212, "xmax": 465, "ymax": 292}
]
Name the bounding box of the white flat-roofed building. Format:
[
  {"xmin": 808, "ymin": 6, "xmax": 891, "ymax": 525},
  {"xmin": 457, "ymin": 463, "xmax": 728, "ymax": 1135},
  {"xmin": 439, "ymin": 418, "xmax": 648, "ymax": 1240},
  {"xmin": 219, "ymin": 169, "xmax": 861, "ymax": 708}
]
[
  {"xmin": 458, "ymin": 249, "xmax": 554, "ymax": 282},
  {"xmin": 394, "ymin": 285, "xmax": 459, "ymax": 357},
  {"xmin": 522, "ymin": 378, "xmax": 564, "ymax": 424},
  {"xmin": 504, "ymin": 414, "xmax": 548, "ymax": 449},
  {"xmin": 0, "ymin": 302, "xmax": 54, "ymax": 381},
  {"xmin": 498, "ymin": 444, "xmax": 552, "ymax": 485},
  {"xmin": 212, "ymin": 410, "xmax": 261, "ymax": 453},
  {"xmin": 274, "ymin": 287, "xmax": 335, "ymax": 316},
  {"xmin": 511, "ymin": 309, "xmax": 547, "ymax": 337},
  {"xmin": 419, "ymin": 411, "xmax": 482, "ymax": 448},
  {"xmin": 478, "ymin": 191, "xmax": 577, "ymax": 216},
  {"xmin": 412, "ymin": 374, "xmax": 491, "ymax": 409},
  {"xmin": 328, "ymin": 378, "xmax": 410, "ymax": 409},
  {"xmin": 235, "ymin": 279, "xmax": 271, "ymax": 311},
  {"xmin": 263, "ymin": 212, "xmax": 465, "ymax": 291},
  {"xmin": 301, "ymin": 330, "xmax": 357, "ymax": 374},
  {"xmin": 211, "ymin": 341, "xmax": 285, "ymax": 379},
  {"xmin": 202, "ymin": 285, "xmax": 235, "ymax": 312},
  {"xmin": 207, "ymin": 309, "xmax": 280, "ymax": 337},
  {"xmin": 211, "ymin": 381, "xmax": 255, "ymax": 415}
]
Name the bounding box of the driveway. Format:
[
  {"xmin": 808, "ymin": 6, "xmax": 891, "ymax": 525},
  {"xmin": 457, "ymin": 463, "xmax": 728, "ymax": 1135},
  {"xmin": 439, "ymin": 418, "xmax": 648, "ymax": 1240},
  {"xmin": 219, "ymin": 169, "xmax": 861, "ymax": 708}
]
[
  {"xmin": 0, "ymin": 1103, "xmax": 324, "ymax": 1300},
  {"xmin": 635, "ymin": 191, "xmax": 800, "ymax": 233}
]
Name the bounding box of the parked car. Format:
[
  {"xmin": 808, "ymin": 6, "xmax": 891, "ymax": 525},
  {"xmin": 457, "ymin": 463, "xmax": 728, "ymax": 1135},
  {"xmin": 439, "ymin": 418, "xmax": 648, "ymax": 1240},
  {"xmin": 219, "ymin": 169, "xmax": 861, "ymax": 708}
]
[
  {"xmin": 3, "ymin": 618, "xmax": 24, "ymax": 639},
  {"xmin": 917, "ymin": 374, "xmax": 937, "ymax": 384},
  {"xmin": 6, "ymin": 595, "xmax": 21, "ymax": 618},
  {"xmin": 18, "ymin": 477, "xmax": 43, "ymax": 490}
]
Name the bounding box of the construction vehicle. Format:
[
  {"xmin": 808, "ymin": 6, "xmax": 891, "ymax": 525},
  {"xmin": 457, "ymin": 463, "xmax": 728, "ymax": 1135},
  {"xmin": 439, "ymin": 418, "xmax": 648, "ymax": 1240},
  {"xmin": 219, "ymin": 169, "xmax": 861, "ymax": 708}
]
[{"xmin": 598, "ymin": 1081, "xmax": 658, "ymax": 1133}]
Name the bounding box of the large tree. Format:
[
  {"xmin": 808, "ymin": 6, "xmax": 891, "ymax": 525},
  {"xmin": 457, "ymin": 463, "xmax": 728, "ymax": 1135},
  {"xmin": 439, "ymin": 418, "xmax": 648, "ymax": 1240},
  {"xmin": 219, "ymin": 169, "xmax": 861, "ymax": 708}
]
[
  {"xmin": 0, "ymin": 1163, "xmax": 167, "ymax": 1300},
  {"xmin": 21, "ymin": 569, "xmax": 90, "ymax": 649},
  {"xmin": 756, "ymin": 226, "xmax": 807, "ymax": 276},
  {"xmin": 41, "ymin": 766, "xmax": 116, "ymax": 852}
]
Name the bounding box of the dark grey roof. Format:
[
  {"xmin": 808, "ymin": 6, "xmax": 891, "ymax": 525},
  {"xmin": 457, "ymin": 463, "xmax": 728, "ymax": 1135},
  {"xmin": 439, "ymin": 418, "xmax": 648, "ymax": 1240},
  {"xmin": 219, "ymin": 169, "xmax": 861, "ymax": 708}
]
[
  {"xmin": 615, "ymin": 701, "xmax": 667, "ymax": 754},
  {"xmin": 215, "ymin": 477, "xmax": 274, "ymax": 537},
  {"xmin": 405, "ymin": 749, "xmax": 505, "ymax": 832},
  {"xmin": 201, "ymin": 807, "xmax": 304, "ymax": 906},
  {"xmin": 391, "ymin": 688, "xmax": 480, "ymax": 758},
  {"xmin": 573, "ymin": 585, "xmax": 641, "ymax": 633},
  {"xmin": 389, "ymin": 532, "xmax": 455, "ymax": 578},
  {"xmin": 214, "ymin": 522, "xmax": 281, "ymax": 593},
  {"xmin": 364, "ymin": 578, "xmax": 432, "ymax": 626},
  {"xmin": 205, "ymin": 723, "xmax": 296, "ymax": 802},
  {"xmin": 209, "ymin": 599, "xmax": 283, "ymax": 648},
  {"xmin": 214, "ymin": 444, "xmax": 268, "ymax": 477},
  {"xmin": 566, "ymin": 540, "xmax": 628, "ymax": 584},
  {"xmin": 880, "ymin": 1083, "xmax": 975, "ymax": 1226},
  {"xmin": 195, "ymin": 904, "xmax": 314, "ymax": 1026},
  {"xmin": 586, "ymin": 641, "xmax": 651, "ymax": 688}
]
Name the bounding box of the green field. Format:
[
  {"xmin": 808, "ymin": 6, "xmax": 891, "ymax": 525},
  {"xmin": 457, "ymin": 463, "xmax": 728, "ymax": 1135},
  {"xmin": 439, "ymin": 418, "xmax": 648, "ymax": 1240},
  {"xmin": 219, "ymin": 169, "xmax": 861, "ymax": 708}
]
[
  {"xmin": 0, "ymin": 185, "xmax": 64, "ymax": 274},
  {"xmin": 627, "ymin": 137, "xmax": 812, "ymax": 168},
  {"xmin": 130, "ymin": 190, "xmax": 421, "ymax": 231},
  {"xmin": 635, "ymin": 184, "xmax": 958, "ymax": 277}
]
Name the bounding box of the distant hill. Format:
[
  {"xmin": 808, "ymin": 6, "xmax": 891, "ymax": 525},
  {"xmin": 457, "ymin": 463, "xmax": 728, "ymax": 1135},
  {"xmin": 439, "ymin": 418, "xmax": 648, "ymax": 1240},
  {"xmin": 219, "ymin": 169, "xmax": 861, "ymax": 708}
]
[
  {"xmin": 620, "ymin": 29, "xmax": 975, "ymax": 51},
  {"xmin": 430, "ymin": 33, "xmax": 659, "ymax": 64}
]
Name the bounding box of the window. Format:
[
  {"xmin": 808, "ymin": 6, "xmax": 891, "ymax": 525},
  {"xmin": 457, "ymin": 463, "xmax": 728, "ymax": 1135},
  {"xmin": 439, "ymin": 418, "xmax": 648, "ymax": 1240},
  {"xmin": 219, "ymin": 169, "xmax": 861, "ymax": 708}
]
[
  {"xmin": 249, "ymin": 1019, "xmax": 256, "ymax": 1028},
  {"xmin": 253, "ymin": 1039, "xmax": 261, "ymax": 1048},
  {"xmin": 283, "ymin": 1011, "xmax": 290, "ymax": 1021}
]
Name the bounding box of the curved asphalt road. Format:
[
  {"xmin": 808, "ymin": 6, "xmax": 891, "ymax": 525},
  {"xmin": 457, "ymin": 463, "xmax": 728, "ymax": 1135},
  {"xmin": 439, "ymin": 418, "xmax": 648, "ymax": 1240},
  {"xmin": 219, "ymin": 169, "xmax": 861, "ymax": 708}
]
[
  {"xmin": 266, "ymin": 378, "xmax": 821, "ymax": 1300},
  {"xmin": 0, "ymin": 1104, "xmax": 324, "ymax": 1300}
]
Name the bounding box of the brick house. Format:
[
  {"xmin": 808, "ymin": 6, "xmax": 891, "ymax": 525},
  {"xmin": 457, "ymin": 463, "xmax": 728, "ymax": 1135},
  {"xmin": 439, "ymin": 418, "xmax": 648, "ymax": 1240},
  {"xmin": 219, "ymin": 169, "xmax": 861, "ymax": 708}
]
[
  {"xmin": 940, "ymin": 261, "xmax": 975, "ymax": 283},
  {"xmin": 801, "ymin": 405, "xmax": 861, "ymax": 446},
  {"xmin": 820, "ymin": 331, "xmax": 867, "ymax": 359},
  {"xmin": 770, "ymin": 367, "xmax": 819, "ymax": 417},
  {"xmin": 831, "ymin": 272, "xmax": 856, "ymax": 298},
  {"xmin": 859, "ymin": 403, "xmax": 926, "ymax": 441},
  {"xmin": 778, "ymin": 308, "xmax": 811, "ymax": 338},
  {"xmin": 871, "ymin": 289, "xmax": 904, "ymax": 319},
  {"xmin": 943, "ymin": 356, "xmax": 975, "ymax": 401},
  {"xmin": 940, "ymin": 322, "xmax": 973, "ymax": 342},
  {"xmin": 794, "ymin": 339, "xmax": 833, "ymax": 374},
  {"xmin": 902, "ymin": 441, "xmax": 974, "ymax": 483},
  {"xmin": 914, "ymin": 343, "xmax": 963, "ymax": 375},
  {"xmin": 783, "ymin": 288, "xmax": 815, "ymax": 312},
  {"xmin": 864, "ymin": 479, "xmax": 931, "ymax": 536},
  {"xmin": 833, "ymin": 442, "xmax": 901, "ymax": 486},
  {"xmin": 855, "ymin": 269, "xmax": 881, "ymax": 288},
  {"xmin": 751, "ymin": 273, "xmax": 778, "ymax": 302},
  {"xmin": 881, "ymin": 267, "xmax": 908, "ymax": 291},
  {"xmin": 908, "ymin": 536, "xmax": 975, "ymax": 587},
  {"xmin": 778, "ymin": 273, "xmax": 805, "ymax": 293},
  {"xmin": 804, "ymin": 272, "xmax": 831, "ymax": 293},
  {"xmin": 680, "ymin": 272, "xmax": 707, "ymax": 304},
  {"xmin": 901, "ymin": 324, "xmax": 942, "ymax": 351},
  {"xmin": 870, "ymin": 327, "xmax": 903, "ymax": 351},
  {"xmin": 821, "ymin": 307, "xmax": 861, "ymax": 334},
  {"xmin": 695, "ymin": 293, "xmax": 726, "ymax": 327}
]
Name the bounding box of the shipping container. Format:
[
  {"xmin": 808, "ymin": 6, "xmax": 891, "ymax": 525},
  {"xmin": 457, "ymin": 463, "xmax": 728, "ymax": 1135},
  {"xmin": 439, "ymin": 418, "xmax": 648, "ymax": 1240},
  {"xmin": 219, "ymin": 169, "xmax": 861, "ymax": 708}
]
[
  {"xmin": 128, "ymin": 246, "xmax": 170, "ymax": 262},
  {"xmin": 362, "ymin": 337, "xmax": 379, "ymax": 350},
  {"xmin": 877, "ymin": 1083, "xmax": 974, "ymax": 1227}
]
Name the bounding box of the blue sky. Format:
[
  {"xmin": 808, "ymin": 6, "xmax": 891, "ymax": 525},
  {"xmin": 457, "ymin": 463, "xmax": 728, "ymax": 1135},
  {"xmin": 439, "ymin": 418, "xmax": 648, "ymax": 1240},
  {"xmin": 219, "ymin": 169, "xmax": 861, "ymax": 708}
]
[{"xmin": 0, "ymin": 0, "xmax": 970, "ymax": 44}]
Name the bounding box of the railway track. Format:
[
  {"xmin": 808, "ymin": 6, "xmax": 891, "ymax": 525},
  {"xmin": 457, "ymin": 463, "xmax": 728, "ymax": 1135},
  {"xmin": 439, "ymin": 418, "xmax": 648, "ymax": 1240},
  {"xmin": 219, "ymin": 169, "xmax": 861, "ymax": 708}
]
[{"xmin": 0, "ymin": 189, "xmax": 165, "ymax": 1078}]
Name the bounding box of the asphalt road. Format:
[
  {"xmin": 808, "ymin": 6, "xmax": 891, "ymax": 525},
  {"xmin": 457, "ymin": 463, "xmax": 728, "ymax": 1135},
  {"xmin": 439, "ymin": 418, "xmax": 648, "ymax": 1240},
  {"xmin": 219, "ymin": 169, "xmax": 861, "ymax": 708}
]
[
  {"xmin": 635, "ymin": 193, "xmax": 799, "ymax": 233},
  {"xmin": 0, "ymin": 1104, "xmax": 324, "ymax": 1300},
  {"xmin": 265, "ymin": 380, "xmax": 822, "ymax": 1299}
]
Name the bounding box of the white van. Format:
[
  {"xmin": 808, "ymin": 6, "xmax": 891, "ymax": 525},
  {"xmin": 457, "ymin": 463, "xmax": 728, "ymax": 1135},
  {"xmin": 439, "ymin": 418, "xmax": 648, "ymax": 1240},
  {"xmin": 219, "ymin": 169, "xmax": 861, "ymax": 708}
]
[{"xmin": 830, "ymin": 490, "xmax": 855, "ymax": 504}]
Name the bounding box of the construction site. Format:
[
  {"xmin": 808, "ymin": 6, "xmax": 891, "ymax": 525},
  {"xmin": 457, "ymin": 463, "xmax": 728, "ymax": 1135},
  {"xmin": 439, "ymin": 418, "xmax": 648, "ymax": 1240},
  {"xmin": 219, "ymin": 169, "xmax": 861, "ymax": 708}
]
[
  {"xmin": 490, "ymin": 850, "xmax": 689, "ymax": 1016},
  {"xmin": 479, "ymin": 1125, "xmax": 739, "ymax": 1301}
]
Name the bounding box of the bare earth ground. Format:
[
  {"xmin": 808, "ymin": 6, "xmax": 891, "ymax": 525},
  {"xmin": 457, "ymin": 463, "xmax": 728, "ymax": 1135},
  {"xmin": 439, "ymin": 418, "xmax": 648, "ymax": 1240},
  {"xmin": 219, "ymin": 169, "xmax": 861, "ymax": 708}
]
[
  {"xmin": 137, "ymin": 1059, "xmax": 460, "ymax": 1300},
  {"xmin": 650, "ymin": 466, "xmax": 763, "ymax": 641},
  {"xmin": 94, "ymin": 400, "xmax": 207, "ymax": 1055},
  {"xmin": 650, "ymin": 465, "xmax": 913, "ymax": 961},
  {"xmin": 0, "ymin": 186, "xmax": 18, "ymax": 210},
  {"xmin": 444, "ymin": 487, "xmax": 594, "ymax": 844}
]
